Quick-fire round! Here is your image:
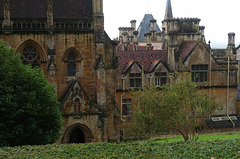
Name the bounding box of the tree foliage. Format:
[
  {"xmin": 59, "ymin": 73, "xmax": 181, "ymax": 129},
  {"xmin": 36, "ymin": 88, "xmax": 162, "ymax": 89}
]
[
  {"xmin": 129, "ymin": 87, "xmax": 164, "ymax": 139},
  {"xmin": 129, "ymin": 72, "xmax": 219, "ymax": 141},
  {"xmin": 0, "ymin": 42, "xmax": 62, "ymax": 146},
  {"xmin": 160, "ymin": 72, "xmax": 219, "ymax": 141}
]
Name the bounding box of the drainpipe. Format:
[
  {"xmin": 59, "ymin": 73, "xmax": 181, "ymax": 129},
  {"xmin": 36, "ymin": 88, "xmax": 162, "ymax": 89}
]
[
  {"xmin": 209, "ymin": 42, "xmax": 212, "ymax": 120},
  {"xmin": 209, "ymin": 45, "xmax": 212, "ymax": 97},
  {"xmin": 121, "ymin": 75, "xmax": 126, "ymax": 122},
  {"xmin": 227, "ymin": 54, "xmax": 235, "ymax": 128},
  {"xmin": 142, "ymin": 65, "xmax": 144, "ymax": 88}
]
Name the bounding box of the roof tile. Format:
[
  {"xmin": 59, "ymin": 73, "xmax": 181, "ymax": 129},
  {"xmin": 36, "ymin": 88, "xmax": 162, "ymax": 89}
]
[{"xmin": 117, "ymin": 50, "xmax": 168, "ymax": 73}]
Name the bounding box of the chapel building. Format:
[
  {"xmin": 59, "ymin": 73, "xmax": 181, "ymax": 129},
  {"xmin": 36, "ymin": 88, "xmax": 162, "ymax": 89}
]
[{"xmin": 0, "ymin": 0, "xmax": 120, "ymax": 143}]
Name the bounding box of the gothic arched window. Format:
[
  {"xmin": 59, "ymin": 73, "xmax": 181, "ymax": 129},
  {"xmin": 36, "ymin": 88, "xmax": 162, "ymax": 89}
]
[
  {"xmin": 67, "ymin": 53, "xmax": 76, "ymax": 76},
  {"xmin": 62, "ymin": 48, "xmax": 83, "ymax": 77},
  {"xmin": 21, "ymin": 46, "xmax": 40, "ymax": 68}
]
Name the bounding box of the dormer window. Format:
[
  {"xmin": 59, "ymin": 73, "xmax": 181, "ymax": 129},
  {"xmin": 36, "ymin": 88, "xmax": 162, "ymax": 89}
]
[
  {"xmin": 155, "ymin": 72, "xmax": 167, "ymax": 87},
  {"xmin": 129, "ymin": 73, "xmax": 141, "ymax": 88}
]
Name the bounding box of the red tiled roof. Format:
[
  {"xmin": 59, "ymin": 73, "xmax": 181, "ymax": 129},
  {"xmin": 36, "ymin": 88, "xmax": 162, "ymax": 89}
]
[
  {"xmin": 117, "ymin": 50, "xmax": 168, "ymax": 73},
  {"xmin": 179, "ymin": 41, "xmax": 198, "ymax": 61}
]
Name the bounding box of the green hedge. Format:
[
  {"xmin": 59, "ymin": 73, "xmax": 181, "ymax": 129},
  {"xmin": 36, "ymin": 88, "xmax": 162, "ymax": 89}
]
[{"xmin": 1, "ymin": 138, "xmax": 240, "ymax": 158}]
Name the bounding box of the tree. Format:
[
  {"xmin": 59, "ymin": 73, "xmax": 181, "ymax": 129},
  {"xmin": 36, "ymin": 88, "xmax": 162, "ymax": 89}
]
[
  {"xmin": 0, "ymin": 42, "xmax": 62, "ymax": 146},
  {"xmin": 160, "ymin": 72, "xmax": 219, "ymax": 141},
  {"xmin": 129, "ymin": 72, "xmax": 219, "ymax": 141},
  {"xmin": 128, "ymin": 87, "xmax": 164, "ymax": 139}
]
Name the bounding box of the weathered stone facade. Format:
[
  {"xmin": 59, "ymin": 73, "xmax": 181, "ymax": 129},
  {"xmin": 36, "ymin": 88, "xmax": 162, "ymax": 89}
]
[
  {"xmin": 0, "ymin": 0, "xmax": 120, "ymax": 143},
  {"xmin": 116, "ymin": 0, "xmax": 240, "ymax": 135}
]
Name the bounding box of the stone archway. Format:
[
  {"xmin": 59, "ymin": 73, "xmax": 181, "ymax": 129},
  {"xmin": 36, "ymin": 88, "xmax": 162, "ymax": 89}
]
[
  {"xmin": 69, "ymin": 128, "xmax": 85, "ymax": 143},
  {"xmin": 63, "ymin": 123, "xmax": 93, "ymax": 143}
]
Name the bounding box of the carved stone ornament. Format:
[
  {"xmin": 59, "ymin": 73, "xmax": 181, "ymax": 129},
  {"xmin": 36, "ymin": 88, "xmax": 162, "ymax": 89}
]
[{"xmin": 48, "ymin": 55, "xmax": 57, "ymax": 75}]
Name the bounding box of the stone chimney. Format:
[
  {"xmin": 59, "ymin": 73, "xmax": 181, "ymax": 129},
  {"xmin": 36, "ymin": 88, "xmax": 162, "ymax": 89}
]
[
  {"xmin": 228, "ymin": 32, "xmax": 235, "ymax": 48},
  {"xmin": 199, "ymin": 26, "xmax": 205, "ymax": 43},
  {"xmin": 130, "ymin": 20, "xmax": 136, "ymax": 30},
  {"xmin": 122, "ymin": 32, "xmax": 129, "ymax": 50},
  {"xmin": 133, "ymin": 31, "xmax": 139, "ymax": 50},
  {"xmin": 145, "ymin": 32, "xmax": 153, "ymax": 50},
  {"xmin": 227, "ymin": 32, "xmax": 236, "ymax": 60},
  {"xmin": 150, "ymin": 19, "xmax": 157, "ymax": 32}
]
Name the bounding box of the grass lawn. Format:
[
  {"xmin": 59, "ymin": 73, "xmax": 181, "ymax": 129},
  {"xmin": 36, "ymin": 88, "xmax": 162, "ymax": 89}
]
[
  {"xmin": 1, "ymin": 132, "xmax": 240, "ymax": 158},
  {"xmin": 150, "ymin": 131, "xmax": 240, "ymax": 143}
]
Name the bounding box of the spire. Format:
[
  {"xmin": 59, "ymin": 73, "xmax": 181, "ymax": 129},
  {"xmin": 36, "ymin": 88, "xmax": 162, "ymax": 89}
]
[{"xmin": 164, "ymin": 0, "xmax": 173, "ymax": 20}]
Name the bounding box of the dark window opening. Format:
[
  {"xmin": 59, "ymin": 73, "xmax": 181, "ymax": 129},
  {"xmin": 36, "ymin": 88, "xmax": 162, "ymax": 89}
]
[
  {"xmin": 83, "ymin": 23, "xmax": 87, "ymax": 28},
  {"xmin": 18, "ymin": 23, "xmax": 21, "ymax": 28},
  {"xmin": 27, "ymin": 23, "xmax": 31, "ymax": 28},
  {"xmin": 56, "ymin": 23, "xmax": 59, "ymax": 28},
  {"xmin": 32, "ymin": 23, "xmax": 36, "ymax": 28},
  {"xmin": 79, "ymin": 23, "xmax": 83, "ymax": 28},
  {"xmin": 67, "ymin": 53, "xmax": 76, "ymax": 76},
  {"xmin": 0, "ymin": 23, "xmax": 2, "ymax": 29},
  {"xmin": 155, "ymin": 72, "xmax": 167, "ymax": 87},
  {"xmin": 191, "ymin": 64, "xmax": 208, "ymax": 83},
  {"xmin": 41, "ymin": 23, "xmax": 45, "ymax": 28},
  {"xmin": 74, "ymin": 23, "xmax": 78, "ymax": 28},
  {"xmin": 122, "ymin": 99, "xmax": 131, "ymax": 116},
  {"xmin": 13, "ymin": 23, "xmax": 17, "ymax": 28},
  {"xmin": 22, "ymin": 23, "xmax": 26, "ymax": 28},
  {"xmin": 61, "ymin": 23, "xmax": 64, "ymax": 28},
  {"xmin": 37, "ymin": 23, "xmax": 40, "ymax": 28},
  {"xmin": 129, "ymin": 73, "xmax": 142, "ymax": 88},
  {"xmin": 70, "ymin": 23, "xmax": 73, "ymax": 28},
  {"xmin": 88, "ymin": 23, "xmax": 91, "ymax": 28},
  {"xmin": 65, "ymin": 23, "xmax": 69, "ymax": 28}
]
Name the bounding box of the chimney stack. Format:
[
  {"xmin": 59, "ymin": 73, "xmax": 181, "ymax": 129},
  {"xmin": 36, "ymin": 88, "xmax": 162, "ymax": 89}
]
[
  {"xmin": 130, "ymin": 20, "xmax": 136, "ymax": 30},
  {"xmin": 228, "ymin": 32, "xmax": 235, "ymax": 47}
]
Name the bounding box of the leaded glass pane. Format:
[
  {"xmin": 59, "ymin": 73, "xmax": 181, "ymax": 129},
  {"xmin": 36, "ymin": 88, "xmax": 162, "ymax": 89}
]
[{"xmin": 68, "ymin": 62, "xmax": 76, "ymax": 76}]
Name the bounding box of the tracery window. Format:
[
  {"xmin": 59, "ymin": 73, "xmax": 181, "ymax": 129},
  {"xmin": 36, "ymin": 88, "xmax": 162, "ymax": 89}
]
[
  {"xmin": 21, "ymin": 46, "xmax": 40, "ymax": 68},
  {"xmin": 67, "ymin": 53, "xmax": 76, "ymax": 76}
]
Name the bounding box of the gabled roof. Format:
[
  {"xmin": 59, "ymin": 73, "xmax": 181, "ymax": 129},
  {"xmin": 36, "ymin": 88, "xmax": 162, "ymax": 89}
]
[
  {"xmin": 60, "ymin": 80, "xmax": 96, "ymax": 108},
  {"xmin": 137, "ymin": 14, "xmax": 161, "ymax": 41},
  {"xmin": 164, "ymin": 0, "xmax": 173, "ymax": 20},
  {"xmin": 178, "ymin": 40, "xmax": 218, "ymax": 65},
  {"xmin": 1, "ymin": 0, "xmax": 92, "ymax": 19},
  {"xmin": 117, "ymin": 50, "xmax": 168, "ymax": 73},
  {"xmin": 178, "ymin": 41, "xmax": 199, "ymax": 62},
  {"xmin": 148, "ymin": 59, "xmax": 169, "ymax": 72}
]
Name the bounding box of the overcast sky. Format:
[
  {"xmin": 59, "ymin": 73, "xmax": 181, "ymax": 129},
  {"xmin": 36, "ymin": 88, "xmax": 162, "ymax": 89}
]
[{"xmin": 104, "ymin": 0, "xmax": 240, "ymax": 48}]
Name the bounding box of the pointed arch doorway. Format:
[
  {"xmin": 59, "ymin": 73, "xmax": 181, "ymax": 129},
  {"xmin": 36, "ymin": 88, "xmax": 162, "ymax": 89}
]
[
  {"xmin": 69, "ymin": 128, "xmax": 85, "ymax": 143},
  {"xmin": 63, "ymin": 123, "xmax": 93, "ymax": 143}
]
